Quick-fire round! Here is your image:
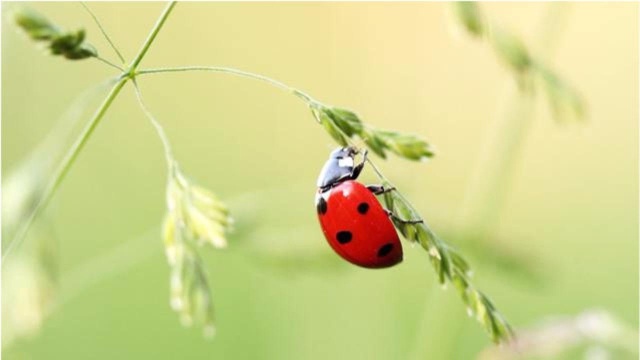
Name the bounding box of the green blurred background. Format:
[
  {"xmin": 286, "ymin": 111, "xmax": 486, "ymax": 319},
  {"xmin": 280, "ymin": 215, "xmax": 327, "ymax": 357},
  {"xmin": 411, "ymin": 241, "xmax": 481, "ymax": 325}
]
[{"xmin": 2, "ymin": 2, "xmax": 638, "ymax": 359}]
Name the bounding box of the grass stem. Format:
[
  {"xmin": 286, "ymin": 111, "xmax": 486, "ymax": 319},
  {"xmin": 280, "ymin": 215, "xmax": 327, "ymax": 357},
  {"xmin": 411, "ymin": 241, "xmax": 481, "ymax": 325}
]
[
  {"xmin": 94, "ymin": 55, "xmax": 124, "ymax": 71},
  {"xmin": 128, "ymin": 2, "xmax": 176, "ymax": 74},
  {"xmin": 131, "ymin": 80, "xmax": 176, "ymax": 168},
  {"xmin": 135, "ymin": 66, "xmax": 320, "ymax": 106},
  {"xmin": 80, "ymin": 1, "xmax": 126, "ymax": 64},
  {"xmin": 4, "ymin": 1, "xmax": 179, "ymax": 261}
]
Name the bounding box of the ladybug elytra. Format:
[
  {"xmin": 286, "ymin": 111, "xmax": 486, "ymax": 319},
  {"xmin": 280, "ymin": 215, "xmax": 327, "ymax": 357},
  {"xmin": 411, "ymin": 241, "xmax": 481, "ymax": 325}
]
[{"xmin": 315, "ymin": 147, "xmax": 406, "ymax": 269}]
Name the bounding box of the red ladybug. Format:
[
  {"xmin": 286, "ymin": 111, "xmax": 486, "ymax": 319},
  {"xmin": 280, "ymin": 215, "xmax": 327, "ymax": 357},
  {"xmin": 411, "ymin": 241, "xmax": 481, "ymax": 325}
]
[{"xmin": 315, "ymin": 147, "xmax": 404, "ymax": 268}]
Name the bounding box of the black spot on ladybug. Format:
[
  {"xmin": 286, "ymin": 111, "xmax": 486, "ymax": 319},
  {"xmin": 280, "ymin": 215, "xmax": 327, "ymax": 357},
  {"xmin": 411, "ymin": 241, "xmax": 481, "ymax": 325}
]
[
  {"xmin": 336, "ymin": 231, "xmax": 352, "ymax": 244},
  {"xmin": 357, "ymin": 202, "xmax": 369, "ymax": 214},
  {"xmin": 317, "ymin": 197, "xmax": 328, "ymax": 215},
  {"xmin": 377, "ymin": 243, "xmax": 393, "ymax": 257}
]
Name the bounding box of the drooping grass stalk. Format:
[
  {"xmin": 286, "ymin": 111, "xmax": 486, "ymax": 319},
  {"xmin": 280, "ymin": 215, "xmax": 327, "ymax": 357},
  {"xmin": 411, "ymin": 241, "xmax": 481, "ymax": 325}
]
[
  {"xmin": 118, "ymin": 63, "xmax": 507, "ymax": 341},
  {"xmin": 373, "ymin": 160, "xmax": 514, "ymax": 344},
  {"xmin": 131, "ymin": 79, "xmax": 175, "ymax": 168},
  {"xmin": 136, "ymin": 66, "xmax": 321, "ymax": 106},
  {"xmin": 305, "ymin": 108, "xmax": 512, "ymax": 342},
  {"xmin": 132, "ymin": 73, "xmax": 231, "ymax": 336},
  {"xmin": 4, "ymin": 1, "xmax": 177, "ymax": 261}
]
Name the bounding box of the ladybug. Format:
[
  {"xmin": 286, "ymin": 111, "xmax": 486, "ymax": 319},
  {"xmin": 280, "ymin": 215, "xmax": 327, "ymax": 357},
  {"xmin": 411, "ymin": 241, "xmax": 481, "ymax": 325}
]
[{"xmin": 315, "ymin": 147, "xmax": 414, "ymax": 269}]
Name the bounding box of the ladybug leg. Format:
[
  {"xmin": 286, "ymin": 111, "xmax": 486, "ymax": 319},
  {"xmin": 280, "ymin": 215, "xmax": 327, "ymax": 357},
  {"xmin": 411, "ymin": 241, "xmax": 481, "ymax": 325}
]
[
  {"xmin": 366, "ymin": 184, "xmax": 396, "ymax": 195},
  {"xmin": 350, "ymin": 149, "xmax": 369, "ymax": 180},
  {"xmin": 384, "ymin": 209, "xmax": 424, "ymax": 224},
  {"xmin": 368, "ymin": 184, "xmax": 423, "ymax": 224}
]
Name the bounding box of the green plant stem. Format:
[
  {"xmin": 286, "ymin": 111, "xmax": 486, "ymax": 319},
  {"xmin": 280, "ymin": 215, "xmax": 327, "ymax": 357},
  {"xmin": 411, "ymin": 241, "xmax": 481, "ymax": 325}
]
[
  {"xmin": 127, "ymin": 1, "xmax": 176, "ymax": 74},
  {"xmin": 3, "ymin": 76, "xmax": 128, "ymax": 261},
  {"xmin": 94, "ymin": 55, "xmax": 124, "ymax": 71},
  {"xmin": 131, "ymin": 79, "xmax": 175, "ymax": 168},
  {"xmin": 4, "ymin": 2, "xmax": 178, "ymax": 261},
  {"xmin": 80, "ymin": 1, "xmax": 126, "ymax": 64},
  {"xmin": 135, "ymin": 66, "xmax": 320, "ymax": 106}
]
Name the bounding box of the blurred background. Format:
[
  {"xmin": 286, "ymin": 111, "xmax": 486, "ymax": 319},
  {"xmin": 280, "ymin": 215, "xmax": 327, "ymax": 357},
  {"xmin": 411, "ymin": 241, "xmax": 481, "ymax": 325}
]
[{"xmin": 2, "ymin": 2, "xmax": 638, "ymax": 359}]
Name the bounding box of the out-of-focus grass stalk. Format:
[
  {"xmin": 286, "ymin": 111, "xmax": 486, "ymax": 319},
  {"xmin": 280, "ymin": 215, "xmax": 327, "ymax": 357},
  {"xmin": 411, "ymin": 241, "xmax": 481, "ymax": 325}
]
[
  {"xmin": 1, "ymin": 75, "xmax": 121, "ymax": 350},
  {"xmin": 2, "ymin": 77, "xmax": 117, "ymax": 243},
  {"xmin": 458, "ymin": 3, "xmax": 573, "ymax": 242},
  {"xmin": 2, "ymin": 77, "xmax": 127, "ymax": 261},
  {"xmin": 458, "ymin": 85, "xmax": 536, "ymax": 241},
  {"xmin": 411, "ymin": 4, "xmax": 574, "ymax": 358}
]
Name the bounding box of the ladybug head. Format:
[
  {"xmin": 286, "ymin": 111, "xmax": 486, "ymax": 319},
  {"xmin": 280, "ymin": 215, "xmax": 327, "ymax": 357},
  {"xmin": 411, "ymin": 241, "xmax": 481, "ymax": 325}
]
[{"xmin": 317, "ymin": 146, "xmax": 361, "ymax": 191}]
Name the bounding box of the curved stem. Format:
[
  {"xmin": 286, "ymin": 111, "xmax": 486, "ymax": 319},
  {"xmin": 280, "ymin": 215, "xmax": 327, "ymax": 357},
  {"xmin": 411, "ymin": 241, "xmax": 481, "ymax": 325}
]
[
  {"xmin": 135, "ymin": 66, "xmax": 320, "ymax": 107},
  {"xmin": 131, "ymin": 79, "xmax": 175, "ymax": 168},
  {"xmin": 80, "ymin": 1, "xmax": 126, "ymax": 64},
  {"xmin": 3, "ymin": 76, "xmax": 128, "ymax": 261}
]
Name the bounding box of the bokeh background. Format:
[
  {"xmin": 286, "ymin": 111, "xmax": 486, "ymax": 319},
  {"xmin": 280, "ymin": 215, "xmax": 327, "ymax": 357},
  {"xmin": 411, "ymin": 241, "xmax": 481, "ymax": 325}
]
[{"xmin": 2, "ymin": 2, "xmax": 638, "ymax": 359}]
